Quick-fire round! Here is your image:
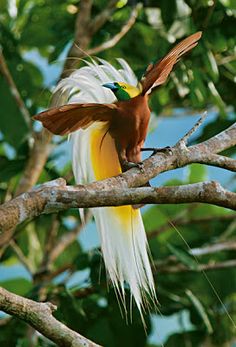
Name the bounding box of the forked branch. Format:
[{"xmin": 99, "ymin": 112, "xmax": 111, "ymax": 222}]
[
  {"xmin": 0, "ymin": 286, "xmax": 100, "ymax": 347},
  {"xmin": 0, "ymin": 119, "xmax": 235, "ymax": 236}
]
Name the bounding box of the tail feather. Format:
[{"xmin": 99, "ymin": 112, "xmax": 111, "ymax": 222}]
[{"xmin": 92, "ymin": 205, "xmax": 155, "ymax": 313}]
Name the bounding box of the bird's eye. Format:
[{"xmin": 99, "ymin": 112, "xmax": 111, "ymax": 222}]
[{"xmin": 123, "ymin": 86, "xmax": 126, "ymax": 89}]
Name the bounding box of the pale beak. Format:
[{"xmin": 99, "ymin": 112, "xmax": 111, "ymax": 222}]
[{"xmin": 102, "ymin": 82, "xmax": 118, "ymax": 91}]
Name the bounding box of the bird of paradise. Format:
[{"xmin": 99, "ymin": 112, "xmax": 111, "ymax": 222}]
[{"xmin": 34, "ymin": 32, "xmax": 202, "ymax": 317}]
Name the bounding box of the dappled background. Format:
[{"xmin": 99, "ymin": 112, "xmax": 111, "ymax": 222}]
[{"xmin": 0, "ymin": 0, "xmax": 236, "ymax": 346}]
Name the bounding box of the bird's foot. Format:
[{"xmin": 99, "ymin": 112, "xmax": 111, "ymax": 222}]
[
  {"xmin": 141, "ymin": 146, "xmax": 173, "ymax": 156},
  {"xmin": 123, "ymin": 161, "xmax": 144, "ymax": 172}
]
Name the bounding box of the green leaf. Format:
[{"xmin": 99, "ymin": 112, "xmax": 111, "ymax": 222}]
[
  {"xmin": 188, "ymin": 164, "xmax": 207, "ymax": 184},
  {"xmin": 0, "ymin": 78, "xmax": 29, "ymax": 148},
  {"xmin": 0, "ymin": 278, "xmax": 32, "ymax": 296},
  {"xmin": 75, "ymin": 252, "xmax": 90, "ymax": 271},
  {"xmin": 1, "ymin": 256, "xmax": 18, "ymax": 267},
  {"xmin": 219, "ymin": 0, "xmax": 236, "ymax": 10},
  {"xmin": 165, "ymin": 330, "xmax": 204, "ymax": 347},
  {"xmin": 144, "ymin": 205, "xmax": 170, "ymax": 231},
  {"xmin": 186, "ymin": 289, "xmax": 213, "ymax": 334},
  {"xmin": 0, "ymin": 156, "xmax": 25, "ymax": 181},
  {"xmin": 54, "ymin": 237, "xmax": 82, "ymax": 269},
  {"xmin": 167, "ymin": 244, "xmax": 198, "ymax": 270},
  {"xmin": 87, "ymin": 317, "xmax": 115, "ymax": 346},
  {"xmin": 160, "ymin": 0, "xmax": 177, "ymax": 29},
  {"xmin": 0, "ymin": 0, "xmax": 8, "ymax": 12}
]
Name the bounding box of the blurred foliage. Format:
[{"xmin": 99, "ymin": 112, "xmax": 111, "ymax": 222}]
[{"xmin": 0, "ymin": 0, "xmax": 236, "ymax": 346}]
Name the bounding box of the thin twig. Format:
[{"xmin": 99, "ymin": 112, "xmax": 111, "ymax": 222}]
[
  {"xmin": 9, "ymin": 240, "xmax": 34, "ymax": 273},
  {"xmin": 176, "ymin": 111, "xmax": 207, "ymax": 147},
  {"xmin": 156, "ymin": 259, "xmax": 236, "ymax": 274},
  {"xmin": 87, "ymin": 5, "xmax": 141, "ymax": 55},
  {"xmin": 89, "ymin": 0, "xmax": 119, "ymax": 35},
  {"xmin": 48, "ymin": 211, "xmax": 92, "ymax": 264},
  {"xmin": 217, "ymin": 55, "xmax": 236, "ymax": 66},
  {"xmin": 148, "ymin": 212, "xmax": 236, "ymax": 238},
  {"xmin": 190, "ymin": 240, "xmax": 236, "ymax": 256},
  {"xmin": 0, "ymin": 50, "xmax": 31, "ymax": 128},
  {"xmin": 39, "ymin": 215, "xmax": 60, "ymax": 270}
]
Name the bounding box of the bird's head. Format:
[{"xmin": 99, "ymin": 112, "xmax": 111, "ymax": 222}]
[{"xmin": 102, "ymin": 82, "xmax": 141, "ymax": 101}]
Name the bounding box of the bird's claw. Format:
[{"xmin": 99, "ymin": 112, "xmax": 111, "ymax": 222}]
[
  {"xmin": 123, "ymin": 161, "xmax": 144, "ymax": 172},
  {"xmin": 137, "ymin": 162, "xmax": 144, "ymax": 173},
  {"xmin": 141, "ymin": 146, "xmax": 173, "ymax": 156},
  {"xmin": 151, "ymin": 146, "xmax": 173, "ymax": 156}
]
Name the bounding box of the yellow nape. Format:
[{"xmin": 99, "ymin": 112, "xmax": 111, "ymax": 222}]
[{"xmin": 117, "ymin": 82, "xmax": 141, "ymax": 98}]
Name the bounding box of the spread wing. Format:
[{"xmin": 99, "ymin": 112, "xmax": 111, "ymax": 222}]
[
  {"xmin": 140, "ymin": 31, "xmax": 202, "ymax": 95},
  {"xmin": 33, "ymin": 103, "xmax": 118, "ymax": 135}
]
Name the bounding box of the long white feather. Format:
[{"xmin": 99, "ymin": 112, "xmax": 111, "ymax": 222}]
[{"xmin": 55, "ymin": 59, "xmax": 156, "ymax": 316}]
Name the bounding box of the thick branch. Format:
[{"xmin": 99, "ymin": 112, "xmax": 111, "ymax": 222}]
[
  {"xmin": 15, "ymin": 130, "xmax": 52, "ymax": 196},
  {"xmin": 1, "ymin": 120, "xmax": 236, "ymax": 236},
  {"xmin": 87, "ymin": 121, "xmax": 236, "ymax": 192},
  {"xmin": 0, "ymin": 287, "xmax": 100, "ymax": 347},
  {"xmin": 0, "ymin": 180, "xmax": 235, "ymax": 235},
  {"xmin": 191, "ymin": 153, "xmax": 236, "ymax": 171},
  {"xmin": 1, "ymin": 120, "xmax": 235, "ymax": 239}
]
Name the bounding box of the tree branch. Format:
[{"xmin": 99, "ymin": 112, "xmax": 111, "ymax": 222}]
[
  {"xmin": 190, "ymin": 240, "xmax": 236, "ymax": 256},
  {"xmin": 148, "ymin": 212, "xmax": 236, "ymax": 238},
  {"xmin": 39, "ymin": 215, "xmax": 60, "ymax": 271},
  {"xmin": 193, "ymin": 153, "xmax": 236, "ymax": 171},
  {"xmin": 175, "ymin": 111, "xmax": 207, "ymax": 147},
  {"xmin": 47, "ymin": 211, "xmax": 92, "ymax": 264},
  {"xmin": 0, "ymin": 50, "xmax": 31, "ymax": 128},
  {"xmin": 15, "ymin": 130, "xmax": 53, "ymax": 196},
  {"xmin": 87, "ymin": 5, "xmax": 140, "ymax": 55},
  {"xmin": 0, "ymin": 120, "xmax": 236, "ymax": 237},
  {"xmin": 81, "ymin": 120, "xmax": 235, "ymax": 194},
  {"xmin": 15, "ymin": 0, "xmax": 126, "ymax": 196},
  {"xmin": 9, "ymin": 240, "xmax": 34, "ymax": 273},
  {"xmin": 89, "ymin": 0, "xmax": 119, "ymax": 35},
  {"xmin": 0, "ymin": 286, "xmax": 100, "ymax": 347},
  {"xmin": 15, "ymin": 0, "xmax": 95, "ymax": 196},
  {"xmin": 0, "ymin": 180, "xmax": 235, "ymax": 236},
  {"xmin": 156, "ymin": 259, "xmax": 236, "ymax": 274}
]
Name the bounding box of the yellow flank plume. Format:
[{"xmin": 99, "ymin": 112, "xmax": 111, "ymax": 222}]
[
  {"xmin": 90, "ymin": 123, "xmax": 139, "ymax": 228},
  {"xmin": 90, "ymin": 123, "xmax": 121, "ymax": 179}
]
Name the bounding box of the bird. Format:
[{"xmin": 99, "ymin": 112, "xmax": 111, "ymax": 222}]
[{"xmin": 34, "ymin": 32, "xmax": 202, "ymax": 318}]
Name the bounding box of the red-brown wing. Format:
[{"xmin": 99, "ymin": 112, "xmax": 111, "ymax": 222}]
[
  {"xmin": 33, "ymin": 103, "xmax": 118, "ymax": 135},
  {"xmin": 140, "ymin": 32, "xmax": 202, "ymax": 95}
]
